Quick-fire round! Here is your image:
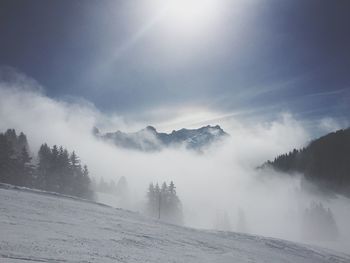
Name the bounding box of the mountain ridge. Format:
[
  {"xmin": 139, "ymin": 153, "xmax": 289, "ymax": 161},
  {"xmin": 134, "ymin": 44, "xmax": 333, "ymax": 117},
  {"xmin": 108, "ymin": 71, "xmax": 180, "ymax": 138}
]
[
  {"xmin": 262, "ymin": 127, "xmax": 350, "ymax": 197},
  {"xmin": 94, "ymin": 125, "xmax": 229, "ymax": 152}
]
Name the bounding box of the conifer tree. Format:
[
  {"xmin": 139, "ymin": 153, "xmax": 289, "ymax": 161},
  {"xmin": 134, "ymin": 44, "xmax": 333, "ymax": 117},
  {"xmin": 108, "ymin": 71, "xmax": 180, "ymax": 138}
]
[
  {"xmin": 18, "ymin": 146, "xmax": 34, "ymax": 187},
  {"xmin": 17, "ymin": 132, "xmax": 29, "ymax": 153},
  {"xmin": 80, "ymin": 164, "xmax": 93, "ymax": 199},
  {"xmin": 45, "ymin": 145, "xmax": 60, "ymax": 192},
  {"xmin": 147, "ymin": 183, "xmax": 156, "ymax": 216},
  {"xmin": 146, "ymin": 181, "xmax": 183, "ymax": 224},
  {"xmin": 57, "ymin": 146, "xmax": 70, "ymax": 194},
  {"xmin": 0, "ymin": 133, "xmax": 15, "ymax": 183},
  {"xmin": 36, "ymin": 143, "xmax": 51, "ymax": 189}
]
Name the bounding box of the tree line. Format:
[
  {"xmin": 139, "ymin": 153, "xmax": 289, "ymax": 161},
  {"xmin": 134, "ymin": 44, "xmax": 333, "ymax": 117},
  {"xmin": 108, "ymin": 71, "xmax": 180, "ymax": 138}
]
[
  {"xmin": 0, "ymin": 129, "xmax": 94, "ymax": 199},
  {"xmin": 302, "ymin": 202, "xmax": 338, "ymax": 241},
  {"xmin": 263, "ymin": 128, "xmax": 350, "ymax": 197},
  {"xmin": 0, "ymin": 128, "xmax": 186, "ymax": 219},
  {"xmin": 146, "ymin": 181, "xmax": 183, "ymax": 224}
]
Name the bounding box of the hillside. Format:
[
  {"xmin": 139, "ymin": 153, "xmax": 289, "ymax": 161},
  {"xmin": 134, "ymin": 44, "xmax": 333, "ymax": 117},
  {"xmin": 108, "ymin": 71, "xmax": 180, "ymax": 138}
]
[
  {"xmin": 263, "ymin": 128, "xmax": 350, "ymax": 197},
  {"xmin": 94, "ymin": 125, "xmax": 228, "ymax": 151},
  {"xmin": 1, "ymin": 184, "xmax": 349, "ymax": 263}
]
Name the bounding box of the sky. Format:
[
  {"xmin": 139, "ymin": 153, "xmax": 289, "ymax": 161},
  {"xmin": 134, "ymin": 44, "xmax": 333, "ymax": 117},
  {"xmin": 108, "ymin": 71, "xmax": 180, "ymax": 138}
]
[{"xmin": 0, "ymin": 0, "xmax": 350, "ymax": 132}]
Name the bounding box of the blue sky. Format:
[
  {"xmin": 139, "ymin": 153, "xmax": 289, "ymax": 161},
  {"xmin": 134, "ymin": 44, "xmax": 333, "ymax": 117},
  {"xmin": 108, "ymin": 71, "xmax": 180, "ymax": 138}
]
[{"xmin": 0, "ymin": 0, "xmax": 349, "ymax": 129}]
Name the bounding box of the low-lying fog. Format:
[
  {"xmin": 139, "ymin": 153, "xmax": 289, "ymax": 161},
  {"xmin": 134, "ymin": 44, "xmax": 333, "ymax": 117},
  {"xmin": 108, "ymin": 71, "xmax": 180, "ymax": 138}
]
[{"xmin": 1, "ymin": 73, "xmax": 349, "ymax": 254}]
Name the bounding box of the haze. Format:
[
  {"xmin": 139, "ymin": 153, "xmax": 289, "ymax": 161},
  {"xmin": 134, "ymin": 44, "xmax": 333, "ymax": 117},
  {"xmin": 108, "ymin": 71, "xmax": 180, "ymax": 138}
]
[{"xmin": 1, "ymin": 72, "xmax": 349, "ymax": 253}]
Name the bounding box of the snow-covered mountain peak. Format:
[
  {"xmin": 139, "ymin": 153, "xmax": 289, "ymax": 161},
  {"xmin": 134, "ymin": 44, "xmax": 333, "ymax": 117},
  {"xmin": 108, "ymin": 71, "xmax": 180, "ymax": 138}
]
[{"xmin": 96, "ymin": 125, "xmax": 229, "ymax": 152}]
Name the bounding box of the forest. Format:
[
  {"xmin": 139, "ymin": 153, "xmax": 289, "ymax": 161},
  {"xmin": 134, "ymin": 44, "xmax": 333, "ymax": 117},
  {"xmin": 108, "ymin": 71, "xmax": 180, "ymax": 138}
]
[
  {"xmin": 0, "ymin": 128, "xmax": 184, "ymax": 223},
  {"xmin": 0, "ymin": 129, "xmax": 94, "ymax": 199},
  {"xmin": 264, "ymin": 128, "xmax": 350, "ymax": 197}
]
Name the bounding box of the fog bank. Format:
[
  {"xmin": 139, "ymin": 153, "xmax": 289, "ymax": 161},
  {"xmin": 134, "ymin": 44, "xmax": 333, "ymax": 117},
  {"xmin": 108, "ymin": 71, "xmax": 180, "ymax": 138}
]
[{"xmin": 1, "ymin": 76, "xmax": 349, "ymax": 254}]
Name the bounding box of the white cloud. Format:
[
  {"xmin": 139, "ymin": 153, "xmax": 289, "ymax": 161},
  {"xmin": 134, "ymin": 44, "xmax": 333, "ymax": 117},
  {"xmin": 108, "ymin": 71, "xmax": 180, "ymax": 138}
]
[{"xmin": 318, "ymin": 117, "xmax": 349, "ymax": 134}]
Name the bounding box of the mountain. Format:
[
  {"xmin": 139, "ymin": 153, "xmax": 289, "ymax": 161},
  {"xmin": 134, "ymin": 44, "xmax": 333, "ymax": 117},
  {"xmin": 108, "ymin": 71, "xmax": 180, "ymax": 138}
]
[
  {"xmin": 262, "ymin": 128, "xmax": 350, "ymax": 197},
  {"xmin": 1, "ymin": 184, "xmax": 349, "ymax": 262},
  {"xmin": 94, "ymin": 125, "xmax": 229, "ymax": 151}
]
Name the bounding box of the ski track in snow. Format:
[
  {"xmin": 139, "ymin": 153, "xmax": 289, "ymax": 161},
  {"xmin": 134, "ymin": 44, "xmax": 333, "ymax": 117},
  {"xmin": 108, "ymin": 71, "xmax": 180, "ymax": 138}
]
[{"xmin": 0, "ymin": 184, "xmax": 349, "ymax": 263}]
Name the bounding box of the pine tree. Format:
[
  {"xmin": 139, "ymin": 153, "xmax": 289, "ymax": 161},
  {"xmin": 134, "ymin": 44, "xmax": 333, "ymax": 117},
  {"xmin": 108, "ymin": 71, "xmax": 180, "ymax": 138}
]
[
  {"xmin": 147, "ymin": 183, "xmax": 156, "ymax": 216},
  {"xmin": 44, "ymin": 145, "xmax": 60, "ymax": 192},
  {"xmin": 146, "ymin": 181, "xmax": 183, "ymax": 224},
  {"xmin": 70, "ymin": 151, "xmax": 82, "ymax": 196},
  {"xmin": 168, "ymin": 181, "xmax": 175, "ymax": 194},
  {"xmin": 155, "ymin": 183, "xmax": 161, "ymax": 219},
  {"xmin": 57, "ymin": 147, "xmax": 71, "ymax": 194},
  {"xmin": 167, "ymin": 181, "xmax": 183, "ymax": 224},
  {"xmin": 0, "ymin": 133, "xmax": 15, "ymax": 184},
  {"xmin": 98, "ymin": 177, "xmax": 108, "ymax": 192},
  {"xmin": 159, "ymin": 182, "xmax": 168, "ymax": 218},
  {"xmin": 17, "ymin": 132, "xmax": 29, "ymax": 153},
  {"xmin": 81, "ymin": 164, "xmax": 93, "ymax": 199},
  {"xmin": 72, "ymin": 164, "xmax": 93, "ymax": 199},
  {"xmin": 4, "ymin": 129, "xmax": 17, "ymax": 152},
  {"xmin": 18, "ymin": 146, "xmax": 35, "ymax": 187},
  {"xmin": 36, "ymin": 143, "xmax": 51, "ymax": 189},
  {"xmin": 70, "ymin": 151, "xmax": 80, "ymax": 170}
]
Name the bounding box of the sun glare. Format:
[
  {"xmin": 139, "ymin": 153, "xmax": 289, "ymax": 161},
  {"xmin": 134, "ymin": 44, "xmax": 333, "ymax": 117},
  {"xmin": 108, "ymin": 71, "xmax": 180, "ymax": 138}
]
[
  {"xmin": 150, "ymin": 0, "xmax": 225, "ymax": 36},
  {"xmin": 165, "ymin": 0, "xmax": 218, "ymax": 25}
]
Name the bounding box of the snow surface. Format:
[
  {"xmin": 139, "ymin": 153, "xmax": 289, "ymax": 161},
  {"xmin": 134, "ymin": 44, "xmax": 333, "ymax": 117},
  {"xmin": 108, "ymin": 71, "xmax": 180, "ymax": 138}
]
[{"xmin": 1, "ymin": 184, "xmax": 349, "ymax": 263}]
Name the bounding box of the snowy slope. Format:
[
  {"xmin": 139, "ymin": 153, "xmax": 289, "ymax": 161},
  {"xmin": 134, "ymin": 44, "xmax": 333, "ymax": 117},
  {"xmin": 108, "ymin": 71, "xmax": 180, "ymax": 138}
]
[{"xmin": 1, "ymin": 185, "xmax": 349, "ymax": 263}]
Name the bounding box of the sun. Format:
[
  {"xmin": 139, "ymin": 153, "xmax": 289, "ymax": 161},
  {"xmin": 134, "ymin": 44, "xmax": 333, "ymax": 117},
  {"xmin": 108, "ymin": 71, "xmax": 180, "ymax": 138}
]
[
  {"xmin": 131, "ymin": 0, "xmax": 230, "ymax": 63},
  {"xmin": 164, "ymin": 0, "xmax": 218, "ymax": 26},
  {"xmin": 150, "ymin": 0, "xmax": 225, "ymax": 36}
]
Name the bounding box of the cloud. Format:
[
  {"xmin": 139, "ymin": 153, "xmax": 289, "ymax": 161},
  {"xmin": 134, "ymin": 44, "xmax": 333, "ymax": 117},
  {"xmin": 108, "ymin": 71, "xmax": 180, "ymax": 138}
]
[
  {"xmin": 318, "ymin": 117, "xmax": 350, "ymax": 134},
  {"xmin": 0, "ymin": 70, "xmax": 349, "ymax": 254},
  {"xmin": 0, "ymin": 66, "xmax": 44, "ymax": 93}
]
